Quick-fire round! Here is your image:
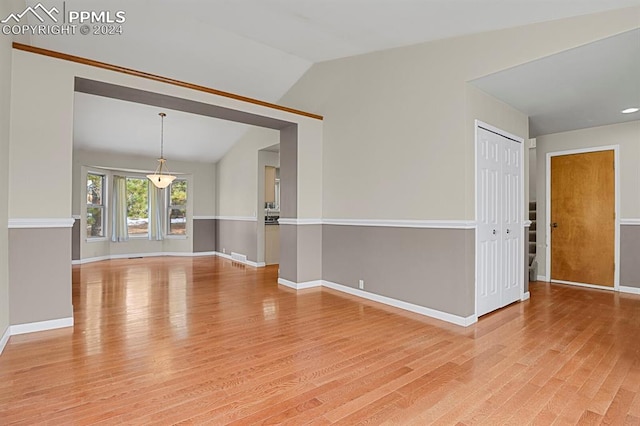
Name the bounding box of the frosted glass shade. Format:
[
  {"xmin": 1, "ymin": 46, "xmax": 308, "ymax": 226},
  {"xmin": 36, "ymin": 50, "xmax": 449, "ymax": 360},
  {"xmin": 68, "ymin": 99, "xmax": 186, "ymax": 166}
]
[{"xmin": 147, "ymin": 173, "xmax": 176, "ymax": 189}]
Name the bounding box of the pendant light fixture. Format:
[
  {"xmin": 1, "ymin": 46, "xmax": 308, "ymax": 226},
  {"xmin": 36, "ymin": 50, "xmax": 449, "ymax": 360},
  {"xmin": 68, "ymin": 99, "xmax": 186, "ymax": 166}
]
[{"xmin": 147, "ymin": 112, "xmax": 176, "ymax": 189}]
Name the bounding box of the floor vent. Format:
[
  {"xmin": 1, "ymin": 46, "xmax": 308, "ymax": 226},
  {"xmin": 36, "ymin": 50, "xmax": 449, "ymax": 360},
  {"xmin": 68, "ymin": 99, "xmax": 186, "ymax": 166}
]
[{"xmin": 231, "ymin": 252, "xmax": 247, "ymax": 262}]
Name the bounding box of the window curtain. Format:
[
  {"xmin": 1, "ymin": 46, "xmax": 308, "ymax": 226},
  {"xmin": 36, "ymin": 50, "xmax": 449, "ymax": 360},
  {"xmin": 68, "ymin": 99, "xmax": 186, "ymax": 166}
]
[
  {"xmin": 111, "ymin": 175, "xmax": 129, "ymax": 242},
  {"xmin": 148, "ymin": 184, "xmax": 164, "ymax": 241}
]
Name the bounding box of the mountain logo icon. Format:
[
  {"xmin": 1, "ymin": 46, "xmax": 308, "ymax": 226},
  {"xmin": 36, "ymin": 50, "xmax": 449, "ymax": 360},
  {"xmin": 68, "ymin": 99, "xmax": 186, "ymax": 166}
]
[{"xmin": 1, "ymin": 3, "xmax": 59, "ymax": 24}]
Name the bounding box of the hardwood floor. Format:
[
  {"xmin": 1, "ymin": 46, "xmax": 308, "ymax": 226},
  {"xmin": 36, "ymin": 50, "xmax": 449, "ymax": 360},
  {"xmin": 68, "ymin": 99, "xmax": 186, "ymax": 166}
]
[{"xmin": 1, "ymin": 256, "xmax": 639, "ymax": 425}]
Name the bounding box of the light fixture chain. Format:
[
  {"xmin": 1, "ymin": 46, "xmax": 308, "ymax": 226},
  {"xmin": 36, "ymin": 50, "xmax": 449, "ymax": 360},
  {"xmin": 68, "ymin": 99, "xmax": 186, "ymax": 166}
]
[{"xmin": 160, "ymin": 112, "xmax": 165, "ymax": 159}]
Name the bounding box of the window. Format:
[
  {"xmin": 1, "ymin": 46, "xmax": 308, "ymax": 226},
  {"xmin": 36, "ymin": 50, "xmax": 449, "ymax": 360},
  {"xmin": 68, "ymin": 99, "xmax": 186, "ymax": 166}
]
[
  {"xmin": 126, "ymin": 177, "xmax": 149, "ymax": 235},
  {"xmin": 168, "ymin": 180, "xmax": 187, "ymax": 235},
  {"xmin": 86, "ymin": 173, "xmax": 105, "ymax": 238}
]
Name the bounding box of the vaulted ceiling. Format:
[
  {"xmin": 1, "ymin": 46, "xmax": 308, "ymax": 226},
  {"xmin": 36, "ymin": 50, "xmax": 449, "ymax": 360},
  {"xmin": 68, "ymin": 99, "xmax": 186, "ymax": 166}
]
[{"xmin": 14, "ymin": 0, "xmax": 640, "ymax": 162}]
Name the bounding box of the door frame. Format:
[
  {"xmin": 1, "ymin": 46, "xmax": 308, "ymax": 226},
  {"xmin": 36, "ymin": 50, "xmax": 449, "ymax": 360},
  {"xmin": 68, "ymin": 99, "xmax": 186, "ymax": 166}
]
[
  {"xmin": 474, "ymin": 120, "xmax": 526, "ymax": 318},
  {"xmin": 544, "ymin": 145, "xmax": 620, "ymax": 290}
]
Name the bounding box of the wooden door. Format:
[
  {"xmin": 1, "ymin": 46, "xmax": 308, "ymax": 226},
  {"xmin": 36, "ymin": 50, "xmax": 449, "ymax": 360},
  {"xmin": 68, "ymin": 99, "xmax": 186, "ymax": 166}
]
[{"xmin": 550, "ymin": 150, "xmax": 614, "ymax": 287}]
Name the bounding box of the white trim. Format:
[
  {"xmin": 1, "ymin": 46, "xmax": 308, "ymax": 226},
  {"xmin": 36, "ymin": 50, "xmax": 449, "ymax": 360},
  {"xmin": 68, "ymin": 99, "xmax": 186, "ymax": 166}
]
[
  {"xmin": 545, "ymin": 145, "xmax": 620, "ymax": 288},
  {"xmin": 73, "ymin": 251, "xmax": 217, "ymax": 265},
  {"xmin": 193, "ymin": 216, "xmax": 216, "ymax": 220},
  {"xmin": 277, "ymin": 278, "xmax": 322, "ymax": 289},
  {"xmin": 322, "ymin": 280, "xmax": 477, "ymax": 327},
  {"xmin": 521, "ymin": 291, "xmax": 530, "ymax": 301},
  {"xmin": 72, "ymin": 215, "xmax": 81, "ymax": 220},
  {"xmin": 620, "ymin": 286, "xmax": 640, "ymax": 295},
  {"xmin": 278, "ymin": 218, "xmax": 323, "ymax": 226},
  {"xmin": 620, "ymin": 219, "xmax": 640, "ymax": 226},
  {"xmin": 0, "ymin": 326, "xmax": 10, "ymax": 355},
  {"xmin": 192, "ymin": 251, "xmax": 217, "ymax": 257},
  {"xmin": 215, "ymin": 252, "xmax": 265, "ymax": 268},
  {"xmin": 551, "ymin": 279, "xmax": 615, "ymax": 292},
  {"xmin": 10, "ymin": 317, "xmax": 74, "ymax": 335},
  {"xmin": 321, "ymin": 219, "xmax": 476, "ymax": 229},
  {"xmin": 216, "ymin": 216, "xmax": 256, "ymax": 222},
  {"xmin": 8, "ymin": 218, "xmax": 75, "ymax": 228},
  {"xmin": 536, "ymin": 275, "xmax": 547, "ymax": 282},
  {"xmin": 524, "ymin": 220, "xmax": 532, "ymax": 227},
  {"xmin": 476, "ymin": 121, "xmax": 525, "ymax": 143},
  {"xmin": 86, "ymin": 237, "xmax": 108, "ymax": 243},
  {"xmin": 72, "ymin": 255, "xmax": 111, "ymax": 265}
]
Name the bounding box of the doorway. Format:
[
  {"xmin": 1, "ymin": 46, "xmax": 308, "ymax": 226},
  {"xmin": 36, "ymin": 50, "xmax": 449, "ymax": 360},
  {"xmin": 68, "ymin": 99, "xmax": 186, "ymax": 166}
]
[{"xmin": 546, "ymin": 146, "xmax": 619, "ymax": 289}]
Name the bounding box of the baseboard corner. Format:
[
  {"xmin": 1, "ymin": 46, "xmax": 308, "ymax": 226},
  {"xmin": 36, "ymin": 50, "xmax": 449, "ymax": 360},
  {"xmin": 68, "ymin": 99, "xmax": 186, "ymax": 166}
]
[
  {"xmin": 10, "ymin": 317, "xmax": 74, "ymax": 336},
  {"xmin": 0, "ymin": 326, "xmax": 10, "ymax": 355},
  {"xmin": 619, "ymin": 285, "xmax": 640, "ymax": 295}
]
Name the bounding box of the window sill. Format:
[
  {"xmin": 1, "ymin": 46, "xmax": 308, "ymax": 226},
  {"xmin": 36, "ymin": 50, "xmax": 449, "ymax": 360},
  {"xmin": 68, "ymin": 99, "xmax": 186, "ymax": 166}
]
[
  {"xmin": 166, "ymin": 235, "xmax": 188, "ymax": 240},
  {"xmin": 86, "ymin": 237, "xmax": 108, "ymax": 243}
]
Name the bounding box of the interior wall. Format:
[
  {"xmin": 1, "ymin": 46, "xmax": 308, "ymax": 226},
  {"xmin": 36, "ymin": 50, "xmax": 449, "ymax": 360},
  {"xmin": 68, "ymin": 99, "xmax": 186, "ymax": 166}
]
[
  {"xmin": 7, "ymin": 45, "xmax": 322, "ymax": 332},
  {"xmin": 274, "ymin": 7, "xmax": 638, "ymax": 317},
  {"xmin": 216, "ymin": 127, "xmax": 280, "ymax": 218},
  {"xmin": 535, "ymin": 120, "xmax": 640, "ymax": 279},
  {"xmin": 0, "ymin": 1, "xmax": 14, "ymax": 344},
  {"xmin": 280, "ymin": 7, "xmax": 638, "ymax": 221}
]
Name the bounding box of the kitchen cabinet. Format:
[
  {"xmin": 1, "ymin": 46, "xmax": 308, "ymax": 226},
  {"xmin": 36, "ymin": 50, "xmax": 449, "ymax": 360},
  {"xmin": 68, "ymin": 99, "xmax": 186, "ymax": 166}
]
[{"xmin": 265, "ymin": 166, "xmax": 276, "ymax": 204}]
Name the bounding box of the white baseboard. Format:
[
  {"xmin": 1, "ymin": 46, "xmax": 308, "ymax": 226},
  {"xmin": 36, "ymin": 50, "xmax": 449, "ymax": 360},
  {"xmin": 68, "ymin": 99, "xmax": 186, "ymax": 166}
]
[
  {"xmin": 321, "ymin": 280, "xmax": 477, "ymax": 327},
  {"xmin": 536, "ymin": 275, "xmax": 547, "ymax": 282},
  {"xmin": 0, "ymin": 326, "xmax": 10, "ymax": 355},
  {"xmin": 215, "ymin": 252, "xmax": 265, "ymax": 268},
  {"xmin": 277, "ymin": 278, "xmax": 322, "ymax": 290},
  {"xmin": 620, "ymin": 286, "xmax": 640, "ymax": 295},
  {"xmin": 74, "ymin": 251, "xmax": 218, "ymax": 265},
  {"xmin": 10, "ymin": 317, "xmax": 74, "ymax": 336},
  {"xmin": 521, "ymin": 291, "xmax": 530, "ymax": 301},
  {"xmin": 551, "ymin": 279, "xmax": 615, "ymax": 292}
]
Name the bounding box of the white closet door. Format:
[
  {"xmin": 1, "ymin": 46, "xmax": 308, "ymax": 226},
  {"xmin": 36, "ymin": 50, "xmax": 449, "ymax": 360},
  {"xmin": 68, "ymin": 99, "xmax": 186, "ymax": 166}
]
[
  {"xmin": 501, "ymin": 139, "xmax": 522, "ymax": 306},
  {"xmin": 477, "ymin": 128, "xmax": 503, "ymax": 316},
  {"xmin": 476, "ymin": 126, "xmax": 522, "ymax": 317}
]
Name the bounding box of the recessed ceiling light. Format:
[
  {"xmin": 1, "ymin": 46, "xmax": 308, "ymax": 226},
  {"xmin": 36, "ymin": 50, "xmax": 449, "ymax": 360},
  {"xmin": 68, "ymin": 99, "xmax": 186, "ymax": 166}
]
[{"xmin": 621, "ymin": 107, "xmax": 639, "ymax": 114}]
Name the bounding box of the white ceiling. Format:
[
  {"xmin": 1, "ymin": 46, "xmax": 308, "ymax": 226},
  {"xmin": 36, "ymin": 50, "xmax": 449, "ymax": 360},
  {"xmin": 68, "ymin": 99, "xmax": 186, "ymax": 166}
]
[
  {"xmin": 472, "ymin": 29, "xmax": 640, "ymax": 137},
  {"xmin": 73, "ymin": 93, "xmax": 250, "ymax": 163},
  {"xmin": 15, "ymin": 0, "xmax": 640, "ymax": 160}
]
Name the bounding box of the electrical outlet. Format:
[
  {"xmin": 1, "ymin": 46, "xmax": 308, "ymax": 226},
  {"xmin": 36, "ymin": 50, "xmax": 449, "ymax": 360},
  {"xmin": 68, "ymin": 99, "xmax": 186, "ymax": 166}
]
[{"xmin": 358, "ymin": 279, "xmax": 364, "ymax": 290}]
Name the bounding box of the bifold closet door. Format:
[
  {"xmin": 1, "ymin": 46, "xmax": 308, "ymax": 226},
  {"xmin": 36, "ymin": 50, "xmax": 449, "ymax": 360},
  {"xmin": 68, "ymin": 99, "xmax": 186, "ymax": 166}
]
[{"xmin": 477, "ymin": 127, "xmax": 522, "ymax": 317}]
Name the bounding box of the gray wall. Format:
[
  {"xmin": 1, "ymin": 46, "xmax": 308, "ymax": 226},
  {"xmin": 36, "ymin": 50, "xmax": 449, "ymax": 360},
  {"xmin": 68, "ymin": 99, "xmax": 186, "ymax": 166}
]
[
  {"xmin": 216, "ymin": 219, "xmax": 258, "ymax": 262},
  {"xmin": 279, "ymin": 224, "xmax": 297, "ymax": 282},
  {"xmin": 621, "ymin": 225, "xmax": 640, "ymax": 289},
  {"xmin": 322, "ymin": 225, "xmax": 475, "ymax": 317},
  {"xmin": 193, "ymin": 219, "xmax": 216, "ymax": 253},
  {"xmin": 9, "ymin": 228, "xmax": 73, "ymax": 325},
  {"xmin": 72, "ymin": 219, "xmax": 80, "ymax": 261}
]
